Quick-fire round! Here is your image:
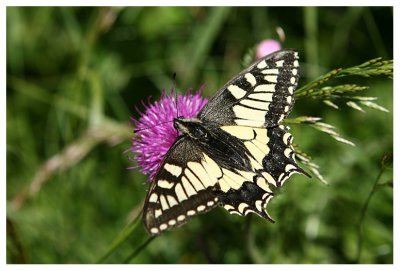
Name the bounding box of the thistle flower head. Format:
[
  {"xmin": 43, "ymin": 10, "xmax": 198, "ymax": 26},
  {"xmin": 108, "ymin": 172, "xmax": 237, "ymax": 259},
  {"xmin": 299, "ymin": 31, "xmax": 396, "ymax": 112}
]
[
  {"xmin": 130, "ymin": 87, "xmax": 208, "ymax": 180},
  {"xmin": 256, "ymin": 39, "xmax": 282, "ymax": 59}
]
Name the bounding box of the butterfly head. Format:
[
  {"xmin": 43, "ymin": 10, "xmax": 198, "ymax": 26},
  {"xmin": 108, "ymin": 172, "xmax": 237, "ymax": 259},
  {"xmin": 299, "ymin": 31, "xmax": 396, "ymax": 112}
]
[{"xmin": 173, "ymin": 117, "xmax": 210, "ymax": 141}]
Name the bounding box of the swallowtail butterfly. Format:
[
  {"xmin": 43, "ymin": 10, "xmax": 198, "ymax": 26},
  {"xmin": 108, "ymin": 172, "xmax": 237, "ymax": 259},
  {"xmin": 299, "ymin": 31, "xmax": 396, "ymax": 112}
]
[{"xmin": 143, "ymin": 49, "xmax": 309, "ymax": 235}]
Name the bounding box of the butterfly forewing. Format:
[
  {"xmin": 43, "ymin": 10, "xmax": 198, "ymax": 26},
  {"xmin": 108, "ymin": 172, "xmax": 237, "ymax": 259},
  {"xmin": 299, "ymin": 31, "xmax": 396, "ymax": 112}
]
[
  {"xmin": 143, "ymin": 138, "xmax": 219, "ymax": 235},
  {"xmin": 199, "ymin": 49, "xmax": 299, "ymax": 127}
]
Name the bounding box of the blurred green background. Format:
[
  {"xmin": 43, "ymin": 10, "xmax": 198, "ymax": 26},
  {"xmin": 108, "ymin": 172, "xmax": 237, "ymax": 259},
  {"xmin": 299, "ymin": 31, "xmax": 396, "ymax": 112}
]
[{"xmin": 6, "ymin": 7, "xmax": 392, "ymax": 264}]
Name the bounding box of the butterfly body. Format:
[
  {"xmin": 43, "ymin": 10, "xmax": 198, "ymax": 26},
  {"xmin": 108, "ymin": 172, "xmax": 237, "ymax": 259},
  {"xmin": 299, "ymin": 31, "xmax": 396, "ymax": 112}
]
[
  {"xmin": 142, "ymin": 49, "xmax": 309, "ymax": 235},
  {"xmin": 174, "ymin": 117, "xmax": 253, "ymax": 172}
]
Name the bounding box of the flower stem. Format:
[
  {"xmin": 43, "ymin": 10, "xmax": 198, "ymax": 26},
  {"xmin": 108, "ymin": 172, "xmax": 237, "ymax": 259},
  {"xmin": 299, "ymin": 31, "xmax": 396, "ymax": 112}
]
[
  {"xmin": 355, "ymin": 161, "xmax": 386, "ymax": 263},
  {"xmin": 122, "ymin": 236, "xmax": 156, "ymax": 264},
  {"xmin": 96, "ymin": 210, "xmax": 146, "ymax": 263}
]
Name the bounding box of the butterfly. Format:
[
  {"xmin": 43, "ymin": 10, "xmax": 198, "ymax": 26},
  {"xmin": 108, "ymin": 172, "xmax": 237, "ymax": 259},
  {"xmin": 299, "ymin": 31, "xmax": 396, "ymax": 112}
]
[{"xmin": 142, "ymin": 49, "xmax": 310, "ymax": 235}]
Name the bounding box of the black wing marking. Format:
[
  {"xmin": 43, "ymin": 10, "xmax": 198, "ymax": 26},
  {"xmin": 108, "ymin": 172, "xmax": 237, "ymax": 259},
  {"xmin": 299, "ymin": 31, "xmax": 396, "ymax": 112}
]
[
  {"xmin": 262, "ymin": 125, "xmax": 310, "ymax": 186},
  {"xmin": 216, "ymin": 125, "xmax": 309, "ymax": 219},
  {"xmin": 198, "ymin": 49, "xmax": 299, "ymax": 127},
  {"xmin": 216, "ymin": 180, "xmax": 274, "ymax": 221},
  {"xmin": 143, "ymin": 137, "xmax": 220, "ymax": 235}
]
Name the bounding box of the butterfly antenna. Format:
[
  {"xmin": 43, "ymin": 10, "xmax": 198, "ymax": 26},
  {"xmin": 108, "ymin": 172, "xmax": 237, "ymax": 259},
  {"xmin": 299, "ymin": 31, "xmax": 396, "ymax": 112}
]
[
  {"xmin": 134, "ymin": 120, "xmax": 173, "ymax": 133},
  {"xmin": 172, "ymin": 73, "xmax": 179, "ymax": 117},
  {"xmin": 172, "ymin": 73, "xmax": 179, "ymax": 137}
]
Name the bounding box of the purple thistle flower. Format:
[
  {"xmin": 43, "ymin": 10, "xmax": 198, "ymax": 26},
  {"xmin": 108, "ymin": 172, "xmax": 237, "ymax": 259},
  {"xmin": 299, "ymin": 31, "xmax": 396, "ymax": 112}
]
[
  {"xmin": 255, "ymin": 39, "xmax": 282, "ymax": 59},
  {"xmin": 130, "ymin": 86, "xmax": 208, "ymax": 181}
]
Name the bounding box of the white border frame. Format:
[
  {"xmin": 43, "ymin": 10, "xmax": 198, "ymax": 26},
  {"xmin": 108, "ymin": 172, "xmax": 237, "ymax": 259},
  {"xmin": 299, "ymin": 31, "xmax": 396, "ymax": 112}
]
[{"xmin": 2, "ymin": 2, "xmax": 397, "ymax": 270}]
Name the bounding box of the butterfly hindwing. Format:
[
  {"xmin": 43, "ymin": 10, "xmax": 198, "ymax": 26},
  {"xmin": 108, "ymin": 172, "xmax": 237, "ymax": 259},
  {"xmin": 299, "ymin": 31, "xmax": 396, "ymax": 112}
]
[
  {"xmin": 217, "ymin": 125, "xmax": 308, "ymax": 219},
  {"xmin": 216, "ymin": 180, "xmax": 274, "ymax": 221},
  {"xmin": 143, "ymin": 137, "xmax": 220, "ymax": 235},
  {"xmin": 199, "ymin": 49, "xmax": 299, "ymax": 127},
  {"xmin": 262, "ymin": 125, "xmax": 309, "ymax": 186}
]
